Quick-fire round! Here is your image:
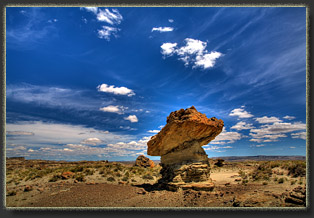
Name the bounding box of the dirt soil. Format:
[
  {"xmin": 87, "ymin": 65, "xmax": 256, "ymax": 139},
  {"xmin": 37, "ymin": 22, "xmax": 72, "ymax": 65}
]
[{"xmin": 5, "ymin": 159, "xmax": 306, "ymax": 208}]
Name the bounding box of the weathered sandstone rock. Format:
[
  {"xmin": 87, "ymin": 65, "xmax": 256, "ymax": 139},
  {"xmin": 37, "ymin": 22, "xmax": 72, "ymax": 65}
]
[
  {"xmin": 134, "ymin": 155, "xmax": 155, "ymax": 168},
  {"xmin": 147, "ymin": 106, "xmax": 224, "ymax": 191}
]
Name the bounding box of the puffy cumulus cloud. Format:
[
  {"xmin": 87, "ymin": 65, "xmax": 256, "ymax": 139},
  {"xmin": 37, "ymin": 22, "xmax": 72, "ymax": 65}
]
[
  {"xmin": 255, "ymin": 116, "xmax": 282, "ymax": 124},
  {"xmin": 231, "ymin": 121, "xmax": 254, "ymax": 131},
  {"xmin": 283, "ymin": 115, "xmax": 296, "ymax": 120},
  {"xmin": 81, "ymin": 137, "xmax": 103, "ymax": 146},
  {"xmin": 99, "ymin": 105, "xmax": 128, "ymax": 114},
  {"xmin": 160, "ymin": 43, "xmax": 177, "ymax": 56},
  {"xmin": 160, "ymin": 38, "xmax": 222, "ymax": 69},
  {"xmin": 124, "ymin": 115, "xmax": 138, "ymax": 123},
  {"xmin": 97, "ymin": 84, "xmax": 135, "ymax": 97},
  {"xmin": 249, "ymin": 121, "xmax": 306, "ymax": 143},
  {"xmin": 6, "ymin": 131, "xmax": 34, "ymax": 136},
  {"xmin": 152, "ymin": 27, "xmax": 174, "ymax": 32},
  {"xmin": 209, "ymin": 127, "xmax": 241, "ymax": 145},
  {"xmin": 291, "ymin": 131, "xmax": 306, "ymax": 140},
  {"xmin": 147, "ymin": 130, "xmax": 159, "ymax": 133},
  {"xmin": 229, "ymin": 107, "xmax": 254, "ymax": 118},
  {"xmin": 97, "ymin": 26, "xmax": 120, "ymax": 41},
  {"xmin": 168, "ymin": 19, "xmax": 174, "ymax": 23}
]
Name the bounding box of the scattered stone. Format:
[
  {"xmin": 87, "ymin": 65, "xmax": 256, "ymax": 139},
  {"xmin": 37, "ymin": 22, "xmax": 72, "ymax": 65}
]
[
  {"xmin": 118, "ymin": 181, "xmax": 127, "ymax": 185},
  {"xmin": 37, "ymin": 188, "xmax": 44, "ymax": 193},
  {"xmin": 74, "ymin": 180, "xmax": 78, "ymax": 183},
  {"xmin": 147, "ymin": 106, "xmax": 223, "ymax": 190},
  {"xmin": 61, "ymin": 171, "xmax": 75, "ymax": 180},
  {"xmin": 86, "ymin": 181, "xmax": 96, "ymax": 185},
  {"xmin": 134, "ymin": 155, "xmax": 155, "ymax": 168},
  {"xmin": 24, "ymin": 185, "xmax": 33, "ymax": 192},
  {"xmin": 214, "ymin": 158, "xmax": 225, "ymax": 167}
]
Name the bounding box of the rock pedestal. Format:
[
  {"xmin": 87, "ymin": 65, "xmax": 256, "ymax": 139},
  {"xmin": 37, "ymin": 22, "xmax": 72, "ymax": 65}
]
[{"xmin": 147, "ymin": 106, "xmax": 224, "ymax": 191}]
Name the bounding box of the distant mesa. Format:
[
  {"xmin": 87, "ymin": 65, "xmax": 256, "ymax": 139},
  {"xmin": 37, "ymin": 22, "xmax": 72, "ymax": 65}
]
[
  {"xmin": 134, "ymin": 155, "xmax": 155, "ymax": 168},
  {"xmin": 147, "ymin": 106, "xmax": 224, "ymax": 191}
]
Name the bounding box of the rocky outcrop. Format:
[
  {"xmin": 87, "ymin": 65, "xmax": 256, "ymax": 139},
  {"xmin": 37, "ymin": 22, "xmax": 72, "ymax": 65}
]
[
  {"xmin": 61, "ymin": 171, "xmax": 75, "ymax": 179},
  {"xmin": 284, "ymin": 186, "xmax": 306, "ymax": 206},
  {"xmin": 134, "ymin": 155, "xmax": 155, "ymax": 168},
  {"xmin": 147, "ymin": 106, "xmax": 224, "ymax": 191}
]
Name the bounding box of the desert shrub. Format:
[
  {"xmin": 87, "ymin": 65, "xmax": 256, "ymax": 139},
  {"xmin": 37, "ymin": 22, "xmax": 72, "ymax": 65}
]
[
  {"xmin": 273, "ymin": 177, "xmax": 278, "ymax": 182},
  {"xmin": 75, "ymin": 174, "xmax": 85, "ymax": 182},
  {"xmin": 99, "ymin": 168, "xmax": 105, "ymax": 174},
  {"xmin": 115, "ymin": 172, "xmax": 122, "ymax": 177},
  {"xmin": 84, "ymin": 168, "xmax": 95, "ymax": 176},
  {"xmin": 70, "ymin": 166, "xmax": 84, "ymax": 173},
  {"xmin": 7, "ymin": 190, "xmax": 17, "ymax": 196},
  {"xmin": 286, "ymin": 161, "xmax": 306, "ymax": 177},
  {"xmin": 238, "ymin": 170, "xmax": 247, "ymax": 179},
  {"xmin": 107, "ymin": 177, "xmax": 115, "ymax": 182},
  {"xmin": 131, "ymin": 179, "xmax": 137, "ymax": 182},
  {"xmin": 278, "ymin": 178, "xmax": 284, "ymax": 183},
  {"xmin": 299, "ymin": 180, "xmax": 303, "ymax": 185},
  {"xmin": 124, "ymin": 171, "xmax": 130, "ymax": 177},
  {"xmin": 122, "ymin": 176, "xmax": 128, "ymax": 181},
  {"xmin": 291, "ymin": 180, "xmax": 297, "ymax": 185},
  {"xmin": 49, "ymin": 174, "xmax": 62, "ymax": 182},
  {"xmin": 262, "ymin": 182, "xmax": 268, "ymax": 185},
  {"xmin": 249, "ymin": 162, "xmax": 272, "ymax": 181},
  {"xmin": 142, "ymin": 174, "xmax": 154, "ymax": 180}
]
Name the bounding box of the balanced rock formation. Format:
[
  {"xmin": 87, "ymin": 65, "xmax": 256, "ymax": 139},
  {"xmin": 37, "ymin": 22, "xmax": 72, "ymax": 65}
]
[
  {"xmin": 134, "ymin": 155, "xmax": 155, "ymax": 168},
  {"xmin": 147, "ymin": 106, "xmax": 224, "ymax": 191}
]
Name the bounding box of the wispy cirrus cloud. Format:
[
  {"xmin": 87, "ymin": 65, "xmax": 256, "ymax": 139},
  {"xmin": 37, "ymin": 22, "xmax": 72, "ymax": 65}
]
[
  {"xmin": 152, "ymin": 27, "xmax": 174, "ymax": 32},
  {"xmin": 81, "ymin": 7, "xmax": 123, "ymax": 40},
  {"xmin": 160, "ymin": 38, "xmax": 222, "ymax": 69}
]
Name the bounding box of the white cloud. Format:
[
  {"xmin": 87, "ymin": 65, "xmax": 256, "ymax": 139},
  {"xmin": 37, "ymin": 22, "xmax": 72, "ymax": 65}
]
[
  {"xmin": 158, "ymin": 125, "xmax": 164, "ymax": 129},
  {"xmin": 168, "ymin": 19, "xmax": 174, "ymax": 23},
  {"xmin": 231, "ymin": 121, "xmax": 254, "ymax": 131},
  {"xmin": 290, "ymin": 146, "xmax": 296, "ymax": 149},
  {"xmin": 124, "ymin": 115, "xmax": 138, "ymax": 123},
  {"xmin": 210, "ymin": 127, "xmax": 242, "ymax": 145},
  {"xmin": 250, "ymin": 121, "xmax": 306, "ymax": 142},
  {"xmin": 81, "ymin": 8, "xmax": 123, "ymax": 40},
  {"xmin": 81, "ymin": 7, "xmax": 98, "ymax": 15},
  {"xmin": 152, "ymin": 27, "xmax": 174, "ymax": 32},
  {"xmin": 147, "ymin": 130, "xmax": 159, "ymax": 133},
  {"xmin": 96, "ymin": 8, "xmax": 123, "ymax": 25},
  {"xmin": 255, "ymin": 116, "xmax": 282, "ymax": 123},
  {"xmin": 194, "ymin": 51, "xmax": 222, "ymax": 69},
  {"xmin": 229, "ymin": 108, "xmax": 254, "ymax": 118},
  {"xmin": 161, "ymin": 38, "xmax": 222, "ymax": 69},
  {"xmin": 97, "ymin": 26, "xmax": 120, "ymax": 40},
  {"xmin": 99, "ymin": 105, "xmax": 127, "ymax": 114},
  {"xmin": 6, "ymin": 131, "xmax": 34, "ymax": 136},
  {"xmin": 81, "ymin": 137, "xmax": 103, "ymax": 146},
  {"xmin": 283, "ymin": 115, "xmax": 296, "ymax": 120},
  {"xmin": 97, "ymin": 84, "xmax": 135, "ymax": 96},
  {"xmin": 160, "ymin": 43, "xmax": 177, "ymax": 55},
  {"xmin": 291, "ymin": 131, "xmax": 306, "ymax": 140}
]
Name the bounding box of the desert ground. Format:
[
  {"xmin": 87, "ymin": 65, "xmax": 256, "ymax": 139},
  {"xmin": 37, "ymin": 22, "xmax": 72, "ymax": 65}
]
[{"xmin": 5, "ymin": 157, "xmax": 306, "ymax": 208}]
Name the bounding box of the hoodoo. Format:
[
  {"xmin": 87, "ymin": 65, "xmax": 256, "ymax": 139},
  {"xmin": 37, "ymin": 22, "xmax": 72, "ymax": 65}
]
[{"xmin": 147, "ymin": 106, "xmax": 224, "ymax": 191}]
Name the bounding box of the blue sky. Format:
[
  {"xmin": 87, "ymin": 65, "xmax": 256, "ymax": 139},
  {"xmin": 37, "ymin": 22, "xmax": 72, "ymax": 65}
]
[{"xmin": 6, "ymin": 7, "xmax": 307, "ymax": 161}]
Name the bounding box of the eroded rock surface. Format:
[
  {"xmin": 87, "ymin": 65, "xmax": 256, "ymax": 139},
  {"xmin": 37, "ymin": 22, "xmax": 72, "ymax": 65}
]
[
  {"xmin": 134, "ymin": 155, "xmax": 155, "ymax": 168},
  {"xmin": 147, "ymin": 106, "xmax": 224, "ymax": 191}
]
